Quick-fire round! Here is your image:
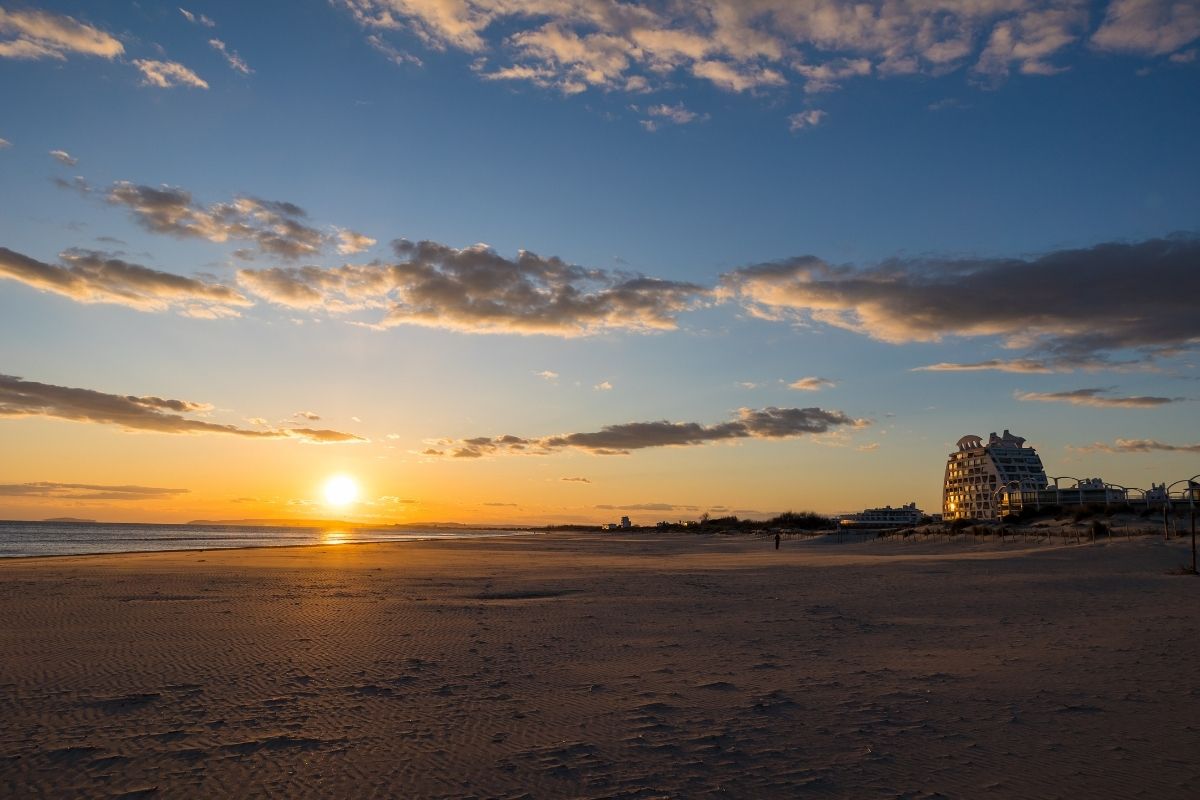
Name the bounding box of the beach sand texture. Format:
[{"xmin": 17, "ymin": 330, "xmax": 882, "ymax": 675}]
[{"xmin": 2, "ymin": 533, "xmax": 1199, "ymax": 798}]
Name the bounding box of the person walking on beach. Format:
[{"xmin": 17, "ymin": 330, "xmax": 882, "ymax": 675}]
[{"xmin": 774, "ymin": 532, "xmax": 781, "ymax": 550}]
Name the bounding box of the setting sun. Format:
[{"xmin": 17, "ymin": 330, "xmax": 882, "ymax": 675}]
[{"xmin": 322, "ymin": 475, "xmax": 360, "ymax": 507}]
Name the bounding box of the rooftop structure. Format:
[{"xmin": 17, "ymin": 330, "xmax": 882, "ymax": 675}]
[{"xmin": 943, "ymin": 430, "xmax": 1048, "ymax": 520}]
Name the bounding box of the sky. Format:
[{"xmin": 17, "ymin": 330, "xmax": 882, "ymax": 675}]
[{"xmin": 0, "ymin": 0, "xmax": 1198, "ymax": 525}]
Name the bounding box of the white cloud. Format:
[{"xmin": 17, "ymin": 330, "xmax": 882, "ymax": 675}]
[
  {"xmin": 1092, "ymin": 0, "xmax": 1200, "ymax": 56},
  {"xmin": 336, "ymin": 0, "xmax": 1106, "ymax": 102},
  {"xmin": 535, "ymin": 370, "xmax": 559, "ymax": 381},
  {"xmin": 133, "ymin": 59, "xmax": 209, "ymax": 90},
  {"xmin": 640, "ymin": 101, "xmax": 707, "ymax": 131},
  {"xmin": 49, "ymin": 149, "xmax": 77, "ymax": 166},
  {"xmin": 179, "ymin": 8, "xmax": 216, "ymax": 28},
  {"xmin": 0, "ymin": 138, "xmax": 11, "ymax": 149},
  {"xmin": 335, "ymin": 228, "xmax": 377, "ymax": 255},
  {"xmin": 0, "ymin": 8, "xmax": 123, "ymax": 61},
  {"xmin": 594, "ymin": 380, "xmax": 613, "ymax": 391},
  {"xmin": 209, "ymin": 38, "xmax": 252, "ymax": 74},
  {"xmin": 787, "ymin": 110, "xmax": 826, "ymax": 132},
  {"xmin": 788, "ymin": 376, "xmax": 835, "ymax": 392}
]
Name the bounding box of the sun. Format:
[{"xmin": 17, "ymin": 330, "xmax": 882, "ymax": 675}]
[{"xmin": 322, "ymin": 474, "xmax": 360, "ymax": 507}]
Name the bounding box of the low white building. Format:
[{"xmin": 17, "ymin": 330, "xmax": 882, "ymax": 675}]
[{"xmin": 839, "ymin": 502, "xmax": 923, "ymax": 528}]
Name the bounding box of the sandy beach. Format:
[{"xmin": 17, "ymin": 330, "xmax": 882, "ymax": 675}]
[{"xmin": 2, "ymin": 532, "xmax": 1199, "ymax": 799}]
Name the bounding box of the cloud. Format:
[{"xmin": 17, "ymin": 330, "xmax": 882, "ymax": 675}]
[
  {"xmin": 0, "ymin": 138, "xmax": 9, "ymax": 149},
  {"xmin": 209, "ymin": 38, "xmax": 252, "ymax": 74},
  {"xmin": 535, "ymin": 370, "xmax": 559, "ymax": 381},
  {"xmin": 788, "ymin": 376, "xmax": 835, "ymax": 392},
  {"xmin": 335, "ymin": 228, "xmax": 377, "ymax": 254},
  {"xmin": 1171, "ymin": 47, "xmax": 1198, "ymax": 63},
  {"xmin": 105, "ymin": 182, "xmax": 370, "ymax": 260},
  {"xmin": 0, "ymin": 374, "xmax": 365, "ymax": 444},
  {"xmin": 179, "ymin": 8, "xmax": 216, "ymax": 28},
  {"xmin": 561, "ymin": 476, "xmax": 591, "ymax": 483},
  {"xmin": 1072, "ymin": 438, "xmax": 1200, "ymax": 454},
  {"xmin": 594, "ymin": 380, "xmax": 613, "ymax": 391},
  {"xmin": 337, "ymin": 0, "xmax": 1097, "ymax": 101},
  {"xmin": 787, "ymin": 110, "xmax": 826, "ymax": 132},
  {"xmin": 913, "ymin": 358, "xmax": 1057, "ymax": 374},
  {"xmin": 1092, "ymin": 0, "xmax": 1200, "ymax": 56},
  {"xmin": 640, "ymin": 101, "xmax": 707, "ymax": 131},
  {"xmin": 429, "ymin": 405, "xmax": 866, "ymax": 458},
  {"xmin": 974, "ymin": 4, "xmax": 1086, "ymax": 80},
  {"xmin": 49, "ymin": 149, "xmax": 77, "ymax": 166},
  {"xmin": 1014, "ymin": 387, "xmax": 1183, "ymax": 408},
  {"xmin": 720, "ymin": 235, "xmax": 1200, "ymax": 364},
  {"xmin": 856, "ymin": 442, "xmax": 880, "ymax": 451},
  {"xmin": 239, "ymin": 238, "xmax": 709, "ymax": 336},
  {"xmin": 795, "ymin": 58, "xmax": 870, "ymax": 92},
  {"xmin": 0, "ymin": 8, "xmax": 123, "ymax": 60},
  {"xmin": 366, "ymin": 32, "xmax": 423, "ymax": 66},
  {"xmin": 0, "ymin": 481, "xmax": 188, "ymax": 500},
  {"xmin": 596, "ymin": 502, "xmax": 697, "ymax": 511},
  {"xmin": 294, "ymin": 410, "xmax": 321, "ymax": 421},
  {"xmin": 0, "ymin": 246, "xmax": 251, "ymax": 317},
  {"xmin": 132, "ymin": 59, "xmax": 209, "ymax": 89}
]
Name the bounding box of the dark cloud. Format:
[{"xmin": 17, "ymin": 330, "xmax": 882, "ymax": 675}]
[
  {"xmin": 238, "ymin": 238, "xmax": 708, "ymax": 335},
  {"xmin": 431, "ymin": 406, "xmax": 865, "ymax": 458},
  {"xmin": 0, "ymin": 374, "xmax": 365, "ymax": 444},
  {"xmin": 1073, "ymin": 439, "xmax": 1200, "ymax": 454},
  {"xmin": 1015, "ymin": 387, "xmax": 1183, "ymax": 408},
  {"xmin": 721, "ymin": 236, "xmax": 1200, "ymax": 364},
  {"xmin": 0, "ymin": 481, "xmax": 188, "ymax": 500},
  {"xmin": 105, "ymin": 182, "xmax": 372, "ymax": 260},
  {"xmin": 561, "ymin": 476, "xmax": 591, "ymax": 483},
  {"xmin": 913, "ymin": 358, "xmax": 1057, "ymax": 374},
  {"xmin": 0, "ymin": 246, "xmax": 250, "ymax": 317}
]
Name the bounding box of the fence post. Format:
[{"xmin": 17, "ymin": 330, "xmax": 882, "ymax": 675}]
[{"xmin": 1191, "ymin": 509, "xmax": 1196, "ymax": 575}]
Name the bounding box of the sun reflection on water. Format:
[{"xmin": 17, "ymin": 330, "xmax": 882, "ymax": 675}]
[{"xmin": 321, "ymin": 529, "xmax": 352, "ymax": 546}]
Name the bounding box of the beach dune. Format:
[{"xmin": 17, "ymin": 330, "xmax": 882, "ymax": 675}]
[{"xmin": 2, "ymin": 533, "xmax": 1198, "ymax": 798}]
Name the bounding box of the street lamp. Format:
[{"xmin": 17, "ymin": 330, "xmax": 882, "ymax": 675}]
[
  {"xmin": 1050, "ymin": 476, "xmax": 1087, "ymax": 510},
  {"xmin": 993, "ymin": 478, "xmax": 1040, "ymax": 519},
  {"xmin": 1164, "ymin": 475, "xmax": 1200, "ymax": 572}
]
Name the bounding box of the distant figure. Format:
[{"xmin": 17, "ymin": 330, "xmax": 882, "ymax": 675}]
[{"xmin": 774, "ymin": 532, "xmax": 781, "ymax": 550}]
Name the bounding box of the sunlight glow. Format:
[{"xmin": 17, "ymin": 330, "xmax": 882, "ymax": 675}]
[{"xmin": 322, "ymin": 475, "xmax": 360, "ymax": 507}]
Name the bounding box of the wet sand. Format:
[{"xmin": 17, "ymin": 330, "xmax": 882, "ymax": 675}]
[{"xmin": 2, "ymin": 533, "xmax": 1198, "ymax": 798}]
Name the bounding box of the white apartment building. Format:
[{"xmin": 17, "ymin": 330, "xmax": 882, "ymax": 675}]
[{"xmin": 943, "ymin": 430, "xmax": 1048, "ymax": 520}]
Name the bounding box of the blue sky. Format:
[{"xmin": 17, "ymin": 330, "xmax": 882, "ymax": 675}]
[{"xmin": 0, "ymin": 1, "xmax": 1197, "ymax": 522}]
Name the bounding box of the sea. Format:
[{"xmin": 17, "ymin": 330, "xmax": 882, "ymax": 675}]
[{"xmin": 0, "ymin": 520, "xmax": 527, "ymax": 558}]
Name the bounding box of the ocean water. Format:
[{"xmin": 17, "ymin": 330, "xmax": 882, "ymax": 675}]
[{"xmin": 0, "ymin": 521, "xmax": 526, "ymax": 558}]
